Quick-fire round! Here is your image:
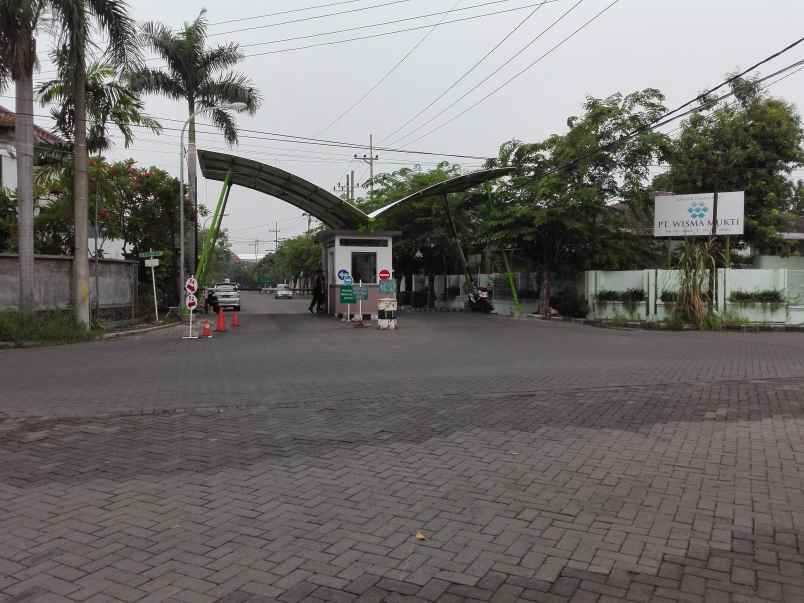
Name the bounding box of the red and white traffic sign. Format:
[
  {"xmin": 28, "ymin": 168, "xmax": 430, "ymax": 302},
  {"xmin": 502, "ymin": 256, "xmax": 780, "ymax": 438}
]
[
  {"xmin": 185, "ymin": 293, "xmax": 198, "ymax": 311},
  {"xmin": 378, "ymin": 268, "xmax": 391, "ymax": 281},
  {"xmin": 185, "ymin": 276, "xmax": 198, "ymax": 294}
]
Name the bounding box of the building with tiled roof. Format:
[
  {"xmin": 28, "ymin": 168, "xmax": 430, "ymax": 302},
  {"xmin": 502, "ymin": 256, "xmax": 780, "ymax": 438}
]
[{"xmin": 0, "ymin": 104, "xmax": 63, "ymax": 190}]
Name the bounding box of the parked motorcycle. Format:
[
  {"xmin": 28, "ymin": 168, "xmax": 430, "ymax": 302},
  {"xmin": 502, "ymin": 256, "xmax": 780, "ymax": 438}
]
[{"xmin": 466, "ymin": 286, "xmax": 494, "ymax": 313}]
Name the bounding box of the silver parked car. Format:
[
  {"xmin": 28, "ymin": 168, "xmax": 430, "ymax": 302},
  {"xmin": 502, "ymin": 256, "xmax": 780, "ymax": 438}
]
[{"xmin": 205, "ymin": 279, "xmax": 241, "ymax": 312}]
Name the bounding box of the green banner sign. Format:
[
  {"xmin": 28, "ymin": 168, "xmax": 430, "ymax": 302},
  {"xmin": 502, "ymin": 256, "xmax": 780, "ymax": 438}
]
[
  {"xmin": 340, "ymin": 285, "xmax": 356, "ymax": 304},
  {"xmin": 139, "ymin": 250, "xmax": 164, "ymax": 259},
  {"xmin": 354, "ymin": 285, "xmax": 369, "ymax": 301}
]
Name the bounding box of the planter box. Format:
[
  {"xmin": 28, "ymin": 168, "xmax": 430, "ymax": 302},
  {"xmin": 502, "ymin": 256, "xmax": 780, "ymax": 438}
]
[
  {"xmin": 725, "ymin": 302, "xmax": 788, "ymax": 324},
  {"xmin": 591, "ymin": 300, "xmax": 649, "ymax": 321}
]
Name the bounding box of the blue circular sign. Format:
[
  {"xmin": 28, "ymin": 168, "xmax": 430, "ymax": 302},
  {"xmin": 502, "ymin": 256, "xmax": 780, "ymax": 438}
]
[
  {"xmin": 337, "ymin": 269, "xmax": 350, "ymax": 281},
  {"xmin": 342, "ymin": 275, "xmax": 353, "ymax": 286}
]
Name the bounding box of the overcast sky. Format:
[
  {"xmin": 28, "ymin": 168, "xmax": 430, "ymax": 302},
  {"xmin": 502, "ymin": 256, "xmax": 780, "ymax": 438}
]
[{"xmin": 31, "ymin": 0, "xmax": 804, "ymax": 256}]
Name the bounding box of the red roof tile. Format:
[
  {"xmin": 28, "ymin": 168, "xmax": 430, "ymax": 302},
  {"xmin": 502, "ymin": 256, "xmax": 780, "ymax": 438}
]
[{"xmin": 0, "ymin": 104, "xmax": 63, "ymax": 145}]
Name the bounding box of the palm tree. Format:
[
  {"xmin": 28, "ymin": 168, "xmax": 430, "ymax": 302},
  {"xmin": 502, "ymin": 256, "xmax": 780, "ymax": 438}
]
[
  {"xmin": 38, "ymin": 55, "xmax": 161, "ymax": 154},
  {"xmin": 0, "ymin": 0, "xmax": 46, "ymax": 314},
  {"xmin": 38, "ymin": 55, "xmax": 160, "ymax": 318},
  {"xmin": 130, "ymin": 9, "xmax": 260, "ymax": 273},
  {"xmin": 48, "ymin": 0, "xmax": 141, "ymax": 328}
]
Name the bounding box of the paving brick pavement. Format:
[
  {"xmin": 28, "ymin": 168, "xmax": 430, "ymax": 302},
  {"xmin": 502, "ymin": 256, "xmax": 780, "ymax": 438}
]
[{"xmin": 2, "ymin": 302, "xmax": 804, "ymax": 601}]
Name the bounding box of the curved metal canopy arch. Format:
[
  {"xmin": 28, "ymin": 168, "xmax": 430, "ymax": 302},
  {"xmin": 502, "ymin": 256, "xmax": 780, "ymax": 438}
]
[
  {"xmin": 198, "ymin": 149, "xmax": 369, "ymax": 229},
  {"xmin": 367, "ymin": 167, "xmax": 514, "ymax": 219}
]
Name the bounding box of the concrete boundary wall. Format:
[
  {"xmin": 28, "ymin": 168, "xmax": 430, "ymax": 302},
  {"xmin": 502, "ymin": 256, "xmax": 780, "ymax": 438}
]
[
  {"xmin": 584, "ymin": 268, "xmax": 803, "ymax": 325},
  {"xmin": 0, "ymin": 254, "xmax": 138, "ymax": 313}
]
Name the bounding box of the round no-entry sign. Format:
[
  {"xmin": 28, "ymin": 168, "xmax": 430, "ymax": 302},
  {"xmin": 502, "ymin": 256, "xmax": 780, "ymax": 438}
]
[
  {"xmin": 185, "ymin": 276, "xmax": 198, "ymax": 294},
  {"xmin": 185, "ymin": 293, "xmax": 198, "ymax": 311},
  {"xmin": 378, "ymin": 268, "xmax": 391, "ymax": 281}
]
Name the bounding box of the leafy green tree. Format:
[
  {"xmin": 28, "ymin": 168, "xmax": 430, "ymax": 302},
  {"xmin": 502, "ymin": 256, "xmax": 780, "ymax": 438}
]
[
  {"xmin": 130, "ymin": 9, "xmax": 261, "ymax": 271},
  {"xmin": 359, "ymin": 163, "xmax": 470, "ymax": 295},
  {"xmin": 269, "ymin": 235, "xmax": 321, "ymax": 285},
  {"xmin": 484, "ymin": 89, "xmax": 670, "ymax": 313},
  {"xmin": 654, "ymin": 78, "xmax": 804, "ymax": 254},
  {"xmin": 0, "ymin": 0, "xmax": 46, "ymax": 312},
  {"xmin": 48, "ymin": 0, "xmax": 141, "ymax": 327}
]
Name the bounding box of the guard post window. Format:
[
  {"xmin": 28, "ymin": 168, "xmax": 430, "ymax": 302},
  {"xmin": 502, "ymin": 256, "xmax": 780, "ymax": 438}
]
[{"xmin": 351, "ymin": 252, "xmax": 376, "ymax": 284}]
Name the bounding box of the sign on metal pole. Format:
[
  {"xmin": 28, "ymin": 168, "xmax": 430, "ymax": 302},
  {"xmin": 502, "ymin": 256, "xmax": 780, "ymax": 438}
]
[
  {"xmin": 378, "ymin": 268, "xmax": 391, "ymax": 281},
  {"xmin": 185, "ymin": 276, "xmax": 198, "ymax": 294},
  {"xmin": 183, "ymin": 293, "xmax": 199, "ymax": 340},
  {"xmin": 142, "ymin": 250, "xmax": 160, "ymax": 322},
  {"xmin": 144, "ymin": 258, "xmax": 159, "ymax": 268},
  {"xmin": 342, "ymin": 274, "xmax": 353, "ymax": 286},
  {"xmin": 654, "ymin": 191, "xmax": 744, "ymax": 237},
  {"xmin": 340, "ymin": 285, "xmax": 356, "ymax": 304},
  {"xmin": 379, "ymin": 279, "xmax": 396, "ymax": 295},
  {"xmin": 338, "ymin": 269, "xmax": 350, "ymax": 281},
  {"xmin": 139, "ymin": 250, "xmax": 164, "ymax": 259},
  {"xmin": 354, "ymin": 285, "xmax": 369, "ymax": 300}
]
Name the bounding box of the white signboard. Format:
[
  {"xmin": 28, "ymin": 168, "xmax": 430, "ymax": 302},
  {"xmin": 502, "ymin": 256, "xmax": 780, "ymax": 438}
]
[
  {"xmin": 654, "ymin": 191, "xmax": 744, "ymax": 237},
  {"xmin": 144, "ymin": 258, "xmax": 160, "ymax": 268}
]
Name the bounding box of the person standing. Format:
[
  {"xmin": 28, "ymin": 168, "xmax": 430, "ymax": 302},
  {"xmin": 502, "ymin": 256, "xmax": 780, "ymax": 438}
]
[{"xmin": 309, "ymin": 269, "xmax": 325, "ymax": 314}]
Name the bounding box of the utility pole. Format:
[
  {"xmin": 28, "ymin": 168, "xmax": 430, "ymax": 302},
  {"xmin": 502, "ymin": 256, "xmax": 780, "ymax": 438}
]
[
  {"xmin": 333, "ymin": 173, "xmax": 354, "ymax": 201},
  {"xmin": 354, "ymin": 134, "xmax": 380, "ymax": 199},
  {"xmin": 272, "ymin": 222, "xmax": 279, "ymax": 251},
  {"xmin": 303, "ymin": 213, "xmax": 312, "ymax": 235}
]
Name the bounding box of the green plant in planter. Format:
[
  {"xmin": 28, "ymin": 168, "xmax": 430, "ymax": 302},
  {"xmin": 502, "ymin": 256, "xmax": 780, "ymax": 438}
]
[
  {"xmin": 729, "ymin": 290, "xmax": 785, "ymax": 305},
  {"xmin": 660, "ymin": 290, "xmax": 678, "ymax": 303}
]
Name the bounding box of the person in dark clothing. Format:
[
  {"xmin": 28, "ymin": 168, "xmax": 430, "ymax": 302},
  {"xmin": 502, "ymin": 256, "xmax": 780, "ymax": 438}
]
[{"xmin": 309, "ymin": 270, "xmax": 326, "ymax": 314}]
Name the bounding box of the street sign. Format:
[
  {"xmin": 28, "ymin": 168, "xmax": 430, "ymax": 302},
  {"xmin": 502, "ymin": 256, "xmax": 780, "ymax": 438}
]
[
  {"xmin": 185, "ymin": 293, "xmax": 198, "ymax": 310},
  {"xmin": 354, "ymin": 285, "xmax": 369, "ymax": 301},
  {"xmin": 144, "ymin": 258, "xmax": 159, "ymax": 268},
  {"xmin": 379, "ymin": 268, "xmax": 391, "ymax": 281},
  {"xmin": 185, "ymin": 276, "xmax": 198, "ymax": 294},
  {"xmin": 340, "ymin": 285, "xmax": 356, "ymax": 304},
  {"xmin": 139, "ymin": 250, "xmax": 164, "ymax": 259},
  {"xmin": 342, "ymin": 274, "xmax": 353, "ymax": 286},
  {"xmin": 379, "ymin": 279, "xmax": 396, "ymax": 295},
  {"xmin": 338, "ymin": 269, "xmax": 350, "ymax": 281}
]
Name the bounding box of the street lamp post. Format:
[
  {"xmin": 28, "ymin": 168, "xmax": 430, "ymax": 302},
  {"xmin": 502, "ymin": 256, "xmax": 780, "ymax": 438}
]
[{"xmin": 178, "ymin": 102, "xmax": 247, "ymax": 300}]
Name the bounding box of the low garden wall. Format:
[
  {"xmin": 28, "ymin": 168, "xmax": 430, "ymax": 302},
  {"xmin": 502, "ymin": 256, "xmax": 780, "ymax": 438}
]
[{"xmin": 583, "ymin": 268, "xmax": 804, "ymax": 325}]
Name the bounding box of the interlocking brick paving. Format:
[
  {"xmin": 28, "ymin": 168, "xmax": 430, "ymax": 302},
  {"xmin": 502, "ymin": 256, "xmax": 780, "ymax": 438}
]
[{"xmin": 2, "ymin": 298, "xmax": 804, "ymax": 601}]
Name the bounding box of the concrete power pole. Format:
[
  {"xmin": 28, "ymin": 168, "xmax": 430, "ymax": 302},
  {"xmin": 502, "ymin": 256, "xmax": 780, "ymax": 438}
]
[{"xmin": 354, "ymin": 134, "xmax": 380, "ymax": 199}]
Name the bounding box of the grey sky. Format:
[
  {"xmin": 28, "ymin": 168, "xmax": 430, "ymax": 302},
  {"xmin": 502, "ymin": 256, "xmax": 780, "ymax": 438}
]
[{"xmin": 32, "ymin": 0, "xmax": 804, "ymax": 256}]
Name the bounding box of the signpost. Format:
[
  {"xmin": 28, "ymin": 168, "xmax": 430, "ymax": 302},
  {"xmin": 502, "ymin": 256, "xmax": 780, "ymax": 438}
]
[
  {"xmin": 379, "ymin": 268, "xmax": 391, "ymax": 281},
  {"xmin": 654, "ymin": 192, "xmax": 744, "ymax": 237},
  {"xmin": 139, "ymin": 250, "xmax": 163, "ymax": 322},
  {"xmin": 378, "ymin": 279, "xmax": 396, "ymax": 295},
  {"xmin": 183, "ymin": 276, "xmax": 199, "ymax": 339},
  {"xmin": 338, "ymin": 269, "xmax": 350, "ymax": 281}
]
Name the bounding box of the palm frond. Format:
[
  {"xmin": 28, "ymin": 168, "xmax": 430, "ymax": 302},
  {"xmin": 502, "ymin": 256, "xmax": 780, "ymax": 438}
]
[
  {"xmin": 197, "ymin": 43, "xmax": 242, "ymax": 78},
  {"xmin": 208, "ymin": 108, "xmax": 238, "ymax": 145},
  {"xmin": 87, "ymin": 0, "xmax": 142, "ymax": 70},
  {"xmin": 127, "ymin": 66, "xmax": 185, "ymax": 100},
  {"xmin": 197, "ymin": 72, "xmax": 261, "ymax": 113}
]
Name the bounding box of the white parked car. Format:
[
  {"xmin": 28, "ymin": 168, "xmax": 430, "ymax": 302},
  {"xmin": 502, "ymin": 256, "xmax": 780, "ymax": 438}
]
[
  {"xmin": 274, "ymin": 283, "xmax": 293, "ymax": 300},
  {"xmin": 205, "ymin": 280, "xmax": 241, "ymax": 312}
]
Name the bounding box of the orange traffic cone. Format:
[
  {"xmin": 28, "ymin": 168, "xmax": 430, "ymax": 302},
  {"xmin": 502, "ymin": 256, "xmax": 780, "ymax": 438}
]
[
  {"xmin": 215, "ymin": 308, "xmax": 227, "ymax": 333},
  {"xmin": 201, "ymin": 319, "xmax": 213, "ymax": 338},
  {"xmin": 232, "ymin": 311, "xmax": 240, "ymax": 328}
]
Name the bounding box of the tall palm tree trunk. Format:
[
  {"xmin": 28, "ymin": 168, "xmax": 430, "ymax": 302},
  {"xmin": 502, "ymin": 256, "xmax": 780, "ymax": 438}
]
[
  {"xmin": 72, "ymin": 52, "xmax": 91, "ymax": 327},
  {"xmin": 15, "ymin": 73, "xmax": 35, "ymax": 313},
  {"xmin": 187, "ymin": 105, "xmax": 197, "ymax": 275}
]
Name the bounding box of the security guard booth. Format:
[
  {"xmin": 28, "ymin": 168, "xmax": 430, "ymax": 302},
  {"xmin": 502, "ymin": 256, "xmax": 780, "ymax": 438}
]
[{"xmin": 317, "ymin": 230, "xmax": 400, "ymax": 319}]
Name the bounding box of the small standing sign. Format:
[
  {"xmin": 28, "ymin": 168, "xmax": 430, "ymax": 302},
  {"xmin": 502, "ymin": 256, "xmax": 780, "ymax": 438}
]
[
  {"xmin": 140, "ymin": 249, "xmax": 162, "ymax": 322},
  {"xmin": 183, "ymin": 276, "xmax": 200, "ymax": 339}
]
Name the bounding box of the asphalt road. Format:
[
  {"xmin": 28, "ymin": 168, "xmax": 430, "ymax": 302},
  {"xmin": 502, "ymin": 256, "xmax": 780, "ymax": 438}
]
[{"xmin": 2, "ymin": 302, "xmax": 804, "ymax": 601}]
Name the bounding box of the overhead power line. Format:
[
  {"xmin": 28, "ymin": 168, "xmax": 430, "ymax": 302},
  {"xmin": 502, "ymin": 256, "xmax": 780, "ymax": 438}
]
[
  {"xmin": 317, "ymin": 0, "xmax": 464, "ymax": 135},
  {"xmin": 381, "ymin": 0, "xmax": 565, "ymax": 145},
  {"xmin": 403, "ymin": 0, "xmax": 622, "ymax": 146},
  {"xmin": 238, "ymin": 0, "xmax": 551, "ymax": 50},
  {"xmin": 6, "ymin": 104, "xmax": 493, "ymax": 160},
  {"xmin": 241, "ymin": 0, "xmax": 558, "ymax": 57},
  {"xmin": 525, "ymin": 50, "xmax": 804, "ymax": 183},
  {"xmin": 208, "ymin": 0, "xmax": 415, "ymax": 37},
  {"xmin": 208, "ymin": 0, "xmax": 367, "ymax": 26}
]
